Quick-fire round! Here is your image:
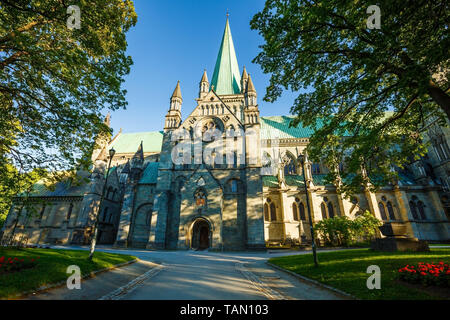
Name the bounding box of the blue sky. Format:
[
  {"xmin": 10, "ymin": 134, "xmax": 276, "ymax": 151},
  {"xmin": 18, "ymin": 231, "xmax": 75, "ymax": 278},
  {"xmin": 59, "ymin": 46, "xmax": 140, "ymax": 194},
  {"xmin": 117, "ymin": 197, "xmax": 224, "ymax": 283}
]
[{"xmin": 109, "ymin": 0, "xmax": 299, "ymax": 135}]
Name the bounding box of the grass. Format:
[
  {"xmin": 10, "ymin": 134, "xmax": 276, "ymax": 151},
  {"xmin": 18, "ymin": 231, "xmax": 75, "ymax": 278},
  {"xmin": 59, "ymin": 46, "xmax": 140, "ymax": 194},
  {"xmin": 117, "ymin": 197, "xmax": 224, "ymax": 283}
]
[
  {"xmin": 0, "ymin": 248, "xmax": 136, "ymax": 299},
  {"xmin": 269, "ymin": 248, "xmax": 450, "ymax": 300}
]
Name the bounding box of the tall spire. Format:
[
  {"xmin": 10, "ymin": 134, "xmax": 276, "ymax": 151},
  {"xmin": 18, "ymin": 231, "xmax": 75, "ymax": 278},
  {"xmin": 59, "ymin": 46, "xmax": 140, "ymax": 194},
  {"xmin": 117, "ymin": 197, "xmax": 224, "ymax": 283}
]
[{"xmin": 211, "ymin": 16, "xmax": 241, "ymax": 95}]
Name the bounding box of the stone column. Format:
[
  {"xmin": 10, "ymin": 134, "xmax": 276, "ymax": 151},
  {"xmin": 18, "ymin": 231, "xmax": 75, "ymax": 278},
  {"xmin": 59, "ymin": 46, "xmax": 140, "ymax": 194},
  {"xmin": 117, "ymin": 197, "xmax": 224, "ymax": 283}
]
[
  {"xmin": 279, "ymin": 190, "xmax": 289, "ymax": 242},
  {"xmin": 114, "ymin": 184, "xmax": 136, "ymax": 247},
  {"xmin": 393, "ymin": 186, "xmax": 416, "ymax": 238},
  {"xmin": 147, "ymin": 191, "xmax": 169, "ymax": 249},
  {"xmin": 245, "ymin": 168, "xmax": 265, "ymax": 250}
]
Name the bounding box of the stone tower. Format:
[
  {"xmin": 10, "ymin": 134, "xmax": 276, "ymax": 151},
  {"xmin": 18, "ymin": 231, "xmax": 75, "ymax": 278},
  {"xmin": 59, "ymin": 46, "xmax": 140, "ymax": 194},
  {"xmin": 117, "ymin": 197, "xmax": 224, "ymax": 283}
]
[{"xmin": 146, "ymin": 16, "xmax": 265, "ymax": 250}]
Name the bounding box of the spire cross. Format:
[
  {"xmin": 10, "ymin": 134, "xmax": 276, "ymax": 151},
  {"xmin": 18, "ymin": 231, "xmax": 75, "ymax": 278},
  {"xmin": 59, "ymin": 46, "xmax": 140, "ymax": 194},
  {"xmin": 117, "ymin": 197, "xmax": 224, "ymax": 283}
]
[{"xmin": 226, "ymin": 10, "xmax": 229, "ymax": 18}]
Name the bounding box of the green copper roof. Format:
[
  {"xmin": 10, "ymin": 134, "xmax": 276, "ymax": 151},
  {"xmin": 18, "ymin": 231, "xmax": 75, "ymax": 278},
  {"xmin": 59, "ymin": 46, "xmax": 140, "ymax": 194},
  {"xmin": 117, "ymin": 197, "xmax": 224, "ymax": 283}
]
[
  {"xmin": 262, "ymin": 174, "xmax": 333, "ymax": 188},
  {"xmin": 109, "ymin": 131, "xmax": 163, "ymax": 154},
  {"xmin": 211, "ymin": 18, "xmax": 241, "ymax": 95},
  {"xmin": 260, "ymin": 116, "xmax": 323, "ymax": 139},
  {"xmin": 262, "ymin": 176, "xmax": 279, "ymax": 188},
  {"xmin": 20, "ymin": 180, "xmax": 86, "ymax": 198},
  {"xmin": 139, "ymin": 162, "xmax": 159, "ymax": 184}
]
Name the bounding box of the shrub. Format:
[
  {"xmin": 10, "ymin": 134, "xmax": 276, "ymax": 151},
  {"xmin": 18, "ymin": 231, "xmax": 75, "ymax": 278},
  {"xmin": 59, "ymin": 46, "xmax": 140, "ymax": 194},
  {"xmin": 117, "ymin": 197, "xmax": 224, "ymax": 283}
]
[
  {"xmin": 314, "ymin": 211, "xmax": 382, "ymax": 247},
  {"xmin": 351, "ymin": 211, "xmax": 383, "ymax": 242},
  {"xmin": 314, "ymin": 216, "xmax": 353, "ymax": 246}
]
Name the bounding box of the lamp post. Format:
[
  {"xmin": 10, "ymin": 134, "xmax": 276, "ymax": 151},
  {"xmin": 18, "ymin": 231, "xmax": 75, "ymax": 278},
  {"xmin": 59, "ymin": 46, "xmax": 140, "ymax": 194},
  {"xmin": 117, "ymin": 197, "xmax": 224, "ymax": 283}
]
[
  {"xmin": 298, "ymin": 154, "xmax": 319, "ymax": 267},
  {"xmin": 88, "ymin": 147, "xmax": 115, "ymax": 261}
]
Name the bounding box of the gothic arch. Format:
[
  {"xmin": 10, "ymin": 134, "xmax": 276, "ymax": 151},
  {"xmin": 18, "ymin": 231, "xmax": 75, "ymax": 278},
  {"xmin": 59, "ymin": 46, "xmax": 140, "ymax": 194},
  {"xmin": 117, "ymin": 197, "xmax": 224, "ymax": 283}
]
[
  {"xmin": 187, "ymin": 216, "xmax": 215, "ymax": 249},
  {"xmin": 282, "ymin": 151, "xmax": 297, "ymax": 175}
]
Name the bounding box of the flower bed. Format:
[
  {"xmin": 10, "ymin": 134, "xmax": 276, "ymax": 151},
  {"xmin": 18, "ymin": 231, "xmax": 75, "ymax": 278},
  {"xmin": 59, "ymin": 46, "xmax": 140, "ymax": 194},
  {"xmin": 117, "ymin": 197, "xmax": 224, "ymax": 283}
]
[
  {"xmin": 398, "ymin": 261, "xmax": 450, "ymax": 287},
  {"xmin": 0, "ymin": 256, "xmax": 39, "ymax": 274}
]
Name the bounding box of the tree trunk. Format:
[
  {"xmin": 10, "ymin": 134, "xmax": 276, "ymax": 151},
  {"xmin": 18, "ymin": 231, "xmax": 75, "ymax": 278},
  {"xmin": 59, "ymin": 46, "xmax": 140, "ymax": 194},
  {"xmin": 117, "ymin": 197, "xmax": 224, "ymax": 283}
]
[{"xmin": 428, "ymin": 81, "xmax": 450, "ymax": 120}]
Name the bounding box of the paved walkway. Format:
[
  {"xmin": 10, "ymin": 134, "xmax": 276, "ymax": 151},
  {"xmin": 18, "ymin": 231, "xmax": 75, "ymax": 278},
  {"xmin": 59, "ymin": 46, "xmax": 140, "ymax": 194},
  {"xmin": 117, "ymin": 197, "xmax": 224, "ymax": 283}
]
[{"xmin": 27, "ymin": 246, "xmax": 350, "ymax": 300}]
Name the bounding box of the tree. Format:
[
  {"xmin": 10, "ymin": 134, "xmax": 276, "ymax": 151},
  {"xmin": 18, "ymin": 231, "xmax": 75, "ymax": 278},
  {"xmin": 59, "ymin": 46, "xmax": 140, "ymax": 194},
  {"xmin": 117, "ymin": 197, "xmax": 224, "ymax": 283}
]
[
  {"xmin": 0, "ymin": 1, "xmax": 137, "ymax": 203},
  {"xmin": 251, "ymin": 0, "xmax": 449, "ymax": 194},
  {"xmin": 0, "ymin": 164, "xmax": 43, "ymax": 241}
]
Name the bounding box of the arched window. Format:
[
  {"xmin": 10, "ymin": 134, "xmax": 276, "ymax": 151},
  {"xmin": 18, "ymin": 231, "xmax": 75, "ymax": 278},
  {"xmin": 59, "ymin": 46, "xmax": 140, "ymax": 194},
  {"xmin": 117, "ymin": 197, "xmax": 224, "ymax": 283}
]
[
  {"xmin": 39, "ymin": 205, "xmax": 46, "ymax": 220},
  {"xmin": 417, "ymin": 201, "xmax": 427, "ymax": 220},
  {"xmin": 387, "ymin": 201, "xmax": 396, "ymax": 220},
  {"xmin": 101, "ymin": 207, "xmax": 108, "ymax": 222},
  {"xmin": 292, "ymin": 202, "xmax": 299, "ymax": 221},
  {"xmin": 270, "ymin": 202, "xmax": 277, "ymax": 221},
  {"xmin": 321, "ymin": 203, "xmax": 327, "ymax": 219},
  {"xmin": 67, "ymin": 203, "xmax": 74, "ymax": 220},
  {"xmin": 299, "ymin": 202, "xmax": 306, "ymax": 221},
  {"xmin": 227, "ymin": 179, "xmax": 241, "ymax": 193},
  {"xmin": 231, "ymin": 180, "xmax": 238, "ymax": 193},
  {"xmin": 283, "ymin": 153, "xmax": 297, "ymax": 176},
  {"xmin": 312, "ymin": 163, "xmax": 321, "ymax": 174},
  {"xmin": 284, "ymin": 158, "xmax": 297, "ymax": 175},
  {"xmin": 378, "ymin": 202, "xmax": 388, "ymax": 220},
  {"xmin": 265, "ymin": 198, "xmax": 277, "ymax": 221},
  {"xmin": 262, "ymin": 152, "xmax": 272, "ymax": 168},
  {"xmin": 264, "ymin": 203, "xmax": 270, "ymax": 221},
  {"xmin": 327, "ymin": 201, "xmax": 335, "ymax": 218},
  {"xmin": 146, "ymin": 209, "xmax": 152, "ymax": 226},
  {"xmin": 409, "ymin": 201, "xmax": 419, "ymax": 219}
]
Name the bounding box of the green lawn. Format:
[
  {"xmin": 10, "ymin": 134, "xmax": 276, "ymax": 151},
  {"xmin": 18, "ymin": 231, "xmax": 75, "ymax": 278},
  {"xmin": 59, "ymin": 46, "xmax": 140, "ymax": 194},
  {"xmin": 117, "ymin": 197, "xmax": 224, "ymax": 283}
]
[
  {"xmin": 0, "ymin": 248, "xmax": 136, "ymax": 299},
  {"xmin": 269, "ymin": 248, "xmax": 450, "ymax": 300}
]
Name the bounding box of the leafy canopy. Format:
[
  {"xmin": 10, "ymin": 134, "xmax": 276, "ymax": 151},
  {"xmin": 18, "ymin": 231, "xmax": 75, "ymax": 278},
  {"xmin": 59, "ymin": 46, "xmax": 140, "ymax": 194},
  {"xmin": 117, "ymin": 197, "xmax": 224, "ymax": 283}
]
[
  {"xmin": 251, "ymin": 0, "xmax": 449, "ymax": 195},
  {"xmin": 0, "ymin": 1, "xmax": 137, "ymax": 212}
]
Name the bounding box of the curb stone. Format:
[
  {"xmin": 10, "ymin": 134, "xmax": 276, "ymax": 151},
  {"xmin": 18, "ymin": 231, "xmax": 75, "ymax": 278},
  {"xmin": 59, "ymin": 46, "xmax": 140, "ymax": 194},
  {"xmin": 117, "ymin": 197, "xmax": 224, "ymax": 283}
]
[
  {"xmin": 236, "ymin": 262, "xmax": 286, "ymax": 300},
  {"xmin": 266, "ymin": 262, "xmax": 357, "ymax": 300},
  {"xmin": 98, "ymin": 262, "xmax": 164, "ymax": 300},
  {"xmin": 10, "ymin": 258, "xmax": 139, "ymax": 300}
]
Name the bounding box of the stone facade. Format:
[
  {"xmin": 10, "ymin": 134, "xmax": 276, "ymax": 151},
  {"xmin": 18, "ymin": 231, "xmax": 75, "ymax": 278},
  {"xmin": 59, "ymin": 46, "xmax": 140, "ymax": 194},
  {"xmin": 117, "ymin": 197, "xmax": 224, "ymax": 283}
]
[{"xmin": 2, "ymin": 18, "xmax": 449, "ymax": 249}]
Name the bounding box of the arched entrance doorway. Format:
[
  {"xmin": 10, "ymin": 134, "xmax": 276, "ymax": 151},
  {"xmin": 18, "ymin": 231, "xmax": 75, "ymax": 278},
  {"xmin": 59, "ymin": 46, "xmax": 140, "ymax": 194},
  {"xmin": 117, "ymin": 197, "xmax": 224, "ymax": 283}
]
[{"xmin": 191, "ymin": 219, "xmax": 210, "ymax": 250}]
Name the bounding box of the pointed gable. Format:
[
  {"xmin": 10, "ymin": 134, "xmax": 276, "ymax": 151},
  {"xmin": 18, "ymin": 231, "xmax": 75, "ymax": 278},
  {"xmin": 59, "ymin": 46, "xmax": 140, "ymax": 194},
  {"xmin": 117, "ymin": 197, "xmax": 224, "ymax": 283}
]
[{"xmin": 211, "ymin": 17, "xmax": 241, "ymax": 95}]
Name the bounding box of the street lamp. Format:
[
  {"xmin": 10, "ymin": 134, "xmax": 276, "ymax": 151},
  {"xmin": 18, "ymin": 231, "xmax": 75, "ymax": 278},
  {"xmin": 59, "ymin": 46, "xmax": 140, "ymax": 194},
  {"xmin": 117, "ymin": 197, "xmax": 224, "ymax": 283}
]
[
  {"xmin": 298, "ymin": 153, "xmax": 319, "ymax": 267},
  {"xmin": 88, "ymin": 147, "xmax": 115, "ymax": 261}
]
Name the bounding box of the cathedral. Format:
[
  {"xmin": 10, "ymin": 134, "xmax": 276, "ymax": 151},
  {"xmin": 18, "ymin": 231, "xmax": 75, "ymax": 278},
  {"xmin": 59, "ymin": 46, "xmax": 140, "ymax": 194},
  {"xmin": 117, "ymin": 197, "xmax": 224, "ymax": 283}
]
[{"xmin": 1, "ymin": 18, "xmax": 449, "ymax": 250}]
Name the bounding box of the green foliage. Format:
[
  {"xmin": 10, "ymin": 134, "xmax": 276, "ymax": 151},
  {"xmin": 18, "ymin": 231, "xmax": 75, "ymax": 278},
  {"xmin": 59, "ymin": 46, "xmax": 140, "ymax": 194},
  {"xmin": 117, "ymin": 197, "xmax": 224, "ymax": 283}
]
[
  {"xmin": 0, "ymin": 1, "xmax": 137, "ymax": 202},
  {"xmin": 352, "ymin": 210, "xmax": 383, "ymax": 241},
  {"xmin": 251, "ymin": 0, "xmax": 450, "ymax": 196},
  {"xmin": 0, "ymin": 164, "xmax": 44, "ymax": 229},
  {"xmin": 314, "ymin": 211, "xmax": 382, "ymax": 246}
]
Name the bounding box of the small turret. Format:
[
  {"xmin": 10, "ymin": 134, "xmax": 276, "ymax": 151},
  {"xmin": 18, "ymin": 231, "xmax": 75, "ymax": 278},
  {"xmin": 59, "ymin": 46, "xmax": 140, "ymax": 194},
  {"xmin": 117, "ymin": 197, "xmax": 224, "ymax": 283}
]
[
  {"xmin": 199, "ymin": 69, "xmax": 209, "ymax": 98},
  {"xmin": 119, "ymin": 159, "xmax": 130, "ymax": 184},
  {"xmin": 131, "ymin": 141, "xmax": 144, "ymax": 169},
  {"xmin": 164, "ymin": 81, "xmax": 183, "ymax": 132},
  {"xmin": 241, "ymin": 66, "xmax": 248, "ymax": 93},
  {"xmin": 244, "ymin": 74, "xmax": 259, "ymax": 125},
  {"xmin": 130, "ymin": 141, "xmax": 144, "ymax": 182},
  {"xmin": 91, "ymin": 113, "xmax": 112, "ymax": 164}
]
